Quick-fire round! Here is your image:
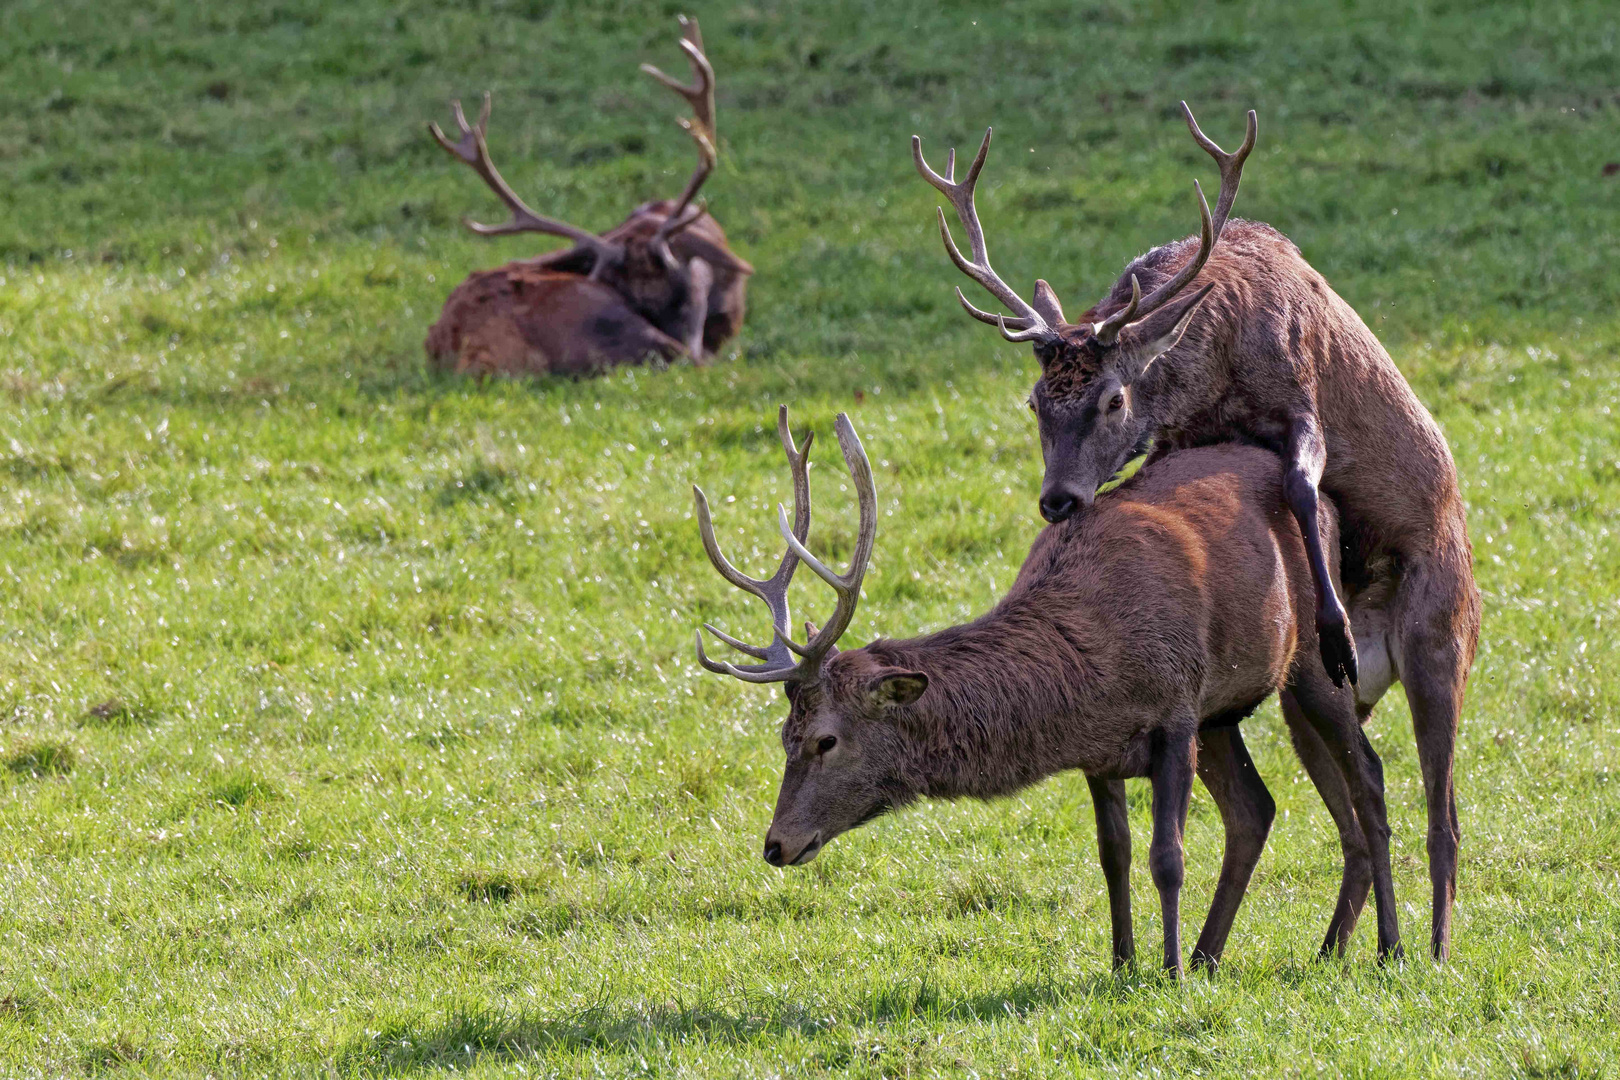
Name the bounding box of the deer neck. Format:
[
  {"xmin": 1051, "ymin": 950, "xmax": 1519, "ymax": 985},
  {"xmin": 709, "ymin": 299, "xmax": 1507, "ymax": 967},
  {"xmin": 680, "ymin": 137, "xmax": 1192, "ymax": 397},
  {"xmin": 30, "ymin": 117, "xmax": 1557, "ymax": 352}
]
[{"xmin": 865, "ymin": 605, "xmax": 1100, "ymax": 802}]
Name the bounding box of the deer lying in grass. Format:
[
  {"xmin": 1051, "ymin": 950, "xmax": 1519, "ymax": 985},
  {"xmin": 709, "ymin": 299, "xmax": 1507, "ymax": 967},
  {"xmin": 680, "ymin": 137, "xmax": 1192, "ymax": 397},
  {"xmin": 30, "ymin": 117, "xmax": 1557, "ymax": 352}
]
[
  {"xmin": 425, "ymin": 16, "xmax": 753, "ymax": 376},
  {"xmin": 692, "ymin": 408, "xmax": 1401, "ymax": 975},
  {"xmin": 915, "ymin": 105, "xmax": 1480, "ymax": 959}
]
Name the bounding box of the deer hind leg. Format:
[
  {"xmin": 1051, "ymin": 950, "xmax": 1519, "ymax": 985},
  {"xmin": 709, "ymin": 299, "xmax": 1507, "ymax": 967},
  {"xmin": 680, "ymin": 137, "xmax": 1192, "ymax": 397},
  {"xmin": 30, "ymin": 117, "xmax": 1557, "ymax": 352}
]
[
  {"xmin": 1280, "ymin": 693, "xmax": 1372, "ymax": 957},
  {"xmin": 1085, "ymin": 775, "xmax": 1135, "ymax": 970},
  {"xmin": 1284, "ymin": 674, "xmax": 1403, "ymax": 962},
  {"xmin": 1189, "ymin": 725, "xmax": 1275, "ymax": 973},
  {"xmin": 1394, "ymin": 550, "xmax": 1481, "ymax": 962}
]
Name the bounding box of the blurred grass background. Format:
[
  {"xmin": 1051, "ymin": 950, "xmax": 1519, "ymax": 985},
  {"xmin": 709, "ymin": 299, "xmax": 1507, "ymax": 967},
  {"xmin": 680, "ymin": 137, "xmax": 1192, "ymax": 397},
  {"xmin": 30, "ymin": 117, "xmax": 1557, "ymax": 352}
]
[{"xmin": 1, "ymin": 1, "xmax": 1618, "ymax": 1076}]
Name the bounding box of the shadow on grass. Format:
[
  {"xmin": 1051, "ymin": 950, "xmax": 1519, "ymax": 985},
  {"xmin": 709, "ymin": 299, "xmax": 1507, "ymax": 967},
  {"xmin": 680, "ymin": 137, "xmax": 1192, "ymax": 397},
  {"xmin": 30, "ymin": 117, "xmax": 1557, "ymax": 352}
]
[{"xmin": 334, "ymin": 973, "xmax": 1148, "ymax": 1073}]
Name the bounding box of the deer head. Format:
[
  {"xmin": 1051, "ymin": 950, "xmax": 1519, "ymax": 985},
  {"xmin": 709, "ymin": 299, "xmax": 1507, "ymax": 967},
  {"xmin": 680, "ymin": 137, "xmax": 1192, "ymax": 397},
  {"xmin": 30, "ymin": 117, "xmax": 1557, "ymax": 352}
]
[
  {"xmin": 913, "ymin": 104, "xmax": 1256, "ymax": 521},
  {"xmin": 693, "ymin": 408, "xmax": 926, "ymax": 866},
  {"xmin": 430, "ymin": 16, "xmax": 722, "ymax": 354}
]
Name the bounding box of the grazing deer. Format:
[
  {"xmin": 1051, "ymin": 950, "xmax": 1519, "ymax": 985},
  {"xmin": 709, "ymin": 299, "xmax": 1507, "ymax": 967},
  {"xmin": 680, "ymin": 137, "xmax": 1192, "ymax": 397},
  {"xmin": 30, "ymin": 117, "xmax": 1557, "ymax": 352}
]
[
  {"xmin": 692, "ymin": 408, "xmax": 1402, "ymax": 975},
  {"xmin": 425, "ymin": 16, "xmax": 753, "ymax": 376},
  {"xmin": 914, "ymin": 105, "xmax": 1481, "ymax": 960}
]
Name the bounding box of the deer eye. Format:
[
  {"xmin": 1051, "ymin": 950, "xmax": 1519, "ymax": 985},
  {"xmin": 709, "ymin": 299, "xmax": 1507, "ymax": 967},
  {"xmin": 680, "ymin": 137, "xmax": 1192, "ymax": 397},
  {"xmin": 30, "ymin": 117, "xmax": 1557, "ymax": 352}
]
[
  {"xmin": 1107, "ymin": 392, "xmax": 1125, "ymax": 413},
  {"xmin": 817, "ymin": 736, "xmax": 838, "ymax": 755}
]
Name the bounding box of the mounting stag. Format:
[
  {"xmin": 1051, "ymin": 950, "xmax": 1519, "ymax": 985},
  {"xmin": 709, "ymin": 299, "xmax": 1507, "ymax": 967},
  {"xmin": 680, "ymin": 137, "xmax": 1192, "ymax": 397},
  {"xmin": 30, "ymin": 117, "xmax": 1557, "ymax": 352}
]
[
  {"xmin": 425, "ymin": 16, "xmax": 752, "ymax": 376},
  {"xmin": 915, "ymin": 105, "xmax": 1480, "ymax": 960},
  {"xmin": 692, "ymin": 408, "xmax": 1403, "ymax": 975}
]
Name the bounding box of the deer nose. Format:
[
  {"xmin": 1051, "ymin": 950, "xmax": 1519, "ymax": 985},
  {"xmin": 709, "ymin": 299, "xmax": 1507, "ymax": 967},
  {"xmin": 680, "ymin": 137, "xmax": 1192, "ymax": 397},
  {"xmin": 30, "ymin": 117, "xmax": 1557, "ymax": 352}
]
[
  {"xmin": 1040, "ymin": 490, "xmax": 1080, "ymax": 523},
  {"xmin": 763, "ymin": 839, "xmax": 785, "ymax": 867}
]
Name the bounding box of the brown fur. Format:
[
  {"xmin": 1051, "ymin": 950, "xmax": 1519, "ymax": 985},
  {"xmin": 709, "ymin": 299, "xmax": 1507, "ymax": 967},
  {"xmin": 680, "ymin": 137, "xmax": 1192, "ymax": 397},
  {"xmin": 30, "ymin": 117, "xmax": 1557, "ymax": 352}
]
[
  {"xmin": 765, "ymin": 445, "xmax": 1402, "ymax": 973},
  {"xmin": 1023, "ymin": 217, "xmax": 1481, "ymax": 959},
  {"xmin": 426, "ymin": 201, "xmax": 753, "ymax": 377}
]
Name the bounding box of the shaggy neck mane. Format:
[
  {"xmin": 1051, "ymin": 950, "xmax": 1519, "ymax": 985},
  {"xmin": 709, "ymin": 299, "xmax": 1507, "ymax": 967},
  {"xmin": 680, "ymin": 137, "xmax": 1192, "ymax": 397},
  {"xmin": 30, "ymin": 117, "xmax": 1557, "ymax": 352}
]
[{"xmin": 861, "ymin": 597, "xmax": 1099, "ymax": 802}]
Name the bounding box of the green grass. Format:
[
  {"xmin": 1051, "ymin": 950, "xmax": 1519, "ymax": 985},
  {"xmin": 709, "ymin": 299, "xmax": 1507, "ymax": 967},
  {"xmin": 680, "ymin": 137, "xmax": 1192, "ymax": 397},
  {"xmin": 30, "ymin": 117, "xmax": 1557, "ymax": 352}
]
[{"xmin": 1, "ymin": 0, "xmax": 1618, "ymax": 1075}]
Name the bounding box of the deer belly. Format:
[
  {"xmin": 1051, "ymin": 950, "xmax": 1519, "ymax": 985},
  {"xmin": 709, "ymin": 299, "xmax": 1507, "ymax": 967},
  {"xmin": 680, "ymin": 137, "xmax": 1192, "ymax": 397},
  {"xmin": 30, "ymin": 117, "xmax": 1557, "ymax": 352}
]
[
  {"xmin": 1350, "ymin": 598, "xmax": 1400, "ymax": 710},
  {"xmin": 1198, "ymin": 569, "xmax": 1297, "ymax": 717}
]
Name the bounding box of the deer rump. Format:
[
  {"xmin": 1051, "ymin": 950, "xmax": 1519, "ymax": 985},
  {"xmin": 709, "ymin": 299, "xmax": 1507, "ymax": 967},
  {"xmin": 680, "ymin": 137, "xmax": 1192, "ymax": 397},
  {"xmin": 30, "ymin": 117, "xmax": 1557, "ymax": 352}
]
[{"xmin": 425, "ymin": 201, "xmax": 752, "ymax": 378}]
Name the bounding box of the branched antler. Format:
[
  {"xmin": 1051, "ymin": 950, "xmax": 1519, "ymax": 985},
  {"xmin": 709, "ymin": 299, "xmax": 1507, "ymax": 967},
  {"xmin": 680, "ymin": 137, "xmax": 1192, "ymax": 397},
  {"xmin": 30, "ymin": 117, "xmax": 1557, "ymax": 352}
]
[
  {"xmin": 694, "ymin": 407, "xmax": 877, "ymax": 684},
  {"xmin": 429, "ymin": 94, "xmax": 618, "ymax": 258},
  {"xmin": 692, "ymin": 406, "xmax": 812, "ymax": 682},
  {"xmin": 915, "ymin": 105, "xmax": 1257, "ymax": 347},
  {"xmin": 1093, "ymin": 103, "xmax": 1255, "ymax": 343},
  {"xmin": 913, "ymin": 128, "xmax": 1055, "ymax": 345},
  {"xmin": 642, "ymin": 16, "xmax": 718, "ymax": 240}
]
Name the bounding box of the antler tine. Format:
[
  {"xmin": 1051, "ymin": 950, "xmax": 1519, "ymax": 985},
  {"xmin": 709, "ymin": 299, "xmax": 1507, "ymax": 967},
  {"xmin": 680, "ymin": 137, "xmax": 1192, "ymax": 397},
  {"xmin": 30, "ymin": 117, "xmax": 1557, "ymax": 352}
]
[
  {"xmin": 1092, "ymin": 274, "xmax": 1143, "ymax": 344},
  {"xmin": 912, "ymin": 129, "xmax": 1053, "ymax": 340},
  {"xmin": 679, "ymin": 13, "xmax": 705, "ymax": 55},
  {"xmin": 774, "ymin": 413, "xmax": 877, "ymax": 665},
  {"xmin": 954, "ymin": 287, "xmax": 1005, "ymax": 327},
  {"xmin": 692, "ymin": 485, "xmax": 768, "ymax": 596},
  {"xmin": 655, "ymin": 122, "xmax": 717, "ymax": 238},
  {"xmin": 644, "ymin": 18, "xmax": 719, "ymax": 237},
  {"xmin": 429, "ymin": 93, "xmax": 616, "ymax": 256},
  {"xmin": 664, "ymin": 200, "xmax": 710, "ymax": 240},
  {"xmin": 641, "ymin": 25, "xmax": 715, "ymax": 139},
  {"xmin": 689, "ymin": 406, "xmax": 817, "ymax": 682},
  {"xmin": 692, "ymin": 482, "xmax": 797, "ymax": 653},
  {"xmin": 999, "ymin": 314, "xmax": 1054, "ymax": 343},
  {"xmin": 775, "ymin": 404, "xmax": 814, "ymax": 563},
  {"xmin": 1182, "ymin": 102, "xmax": 1256, "ymax": 236},
  {"xmin": 695, "ymin": 630, "xmax": 801, "ymax": 683}
]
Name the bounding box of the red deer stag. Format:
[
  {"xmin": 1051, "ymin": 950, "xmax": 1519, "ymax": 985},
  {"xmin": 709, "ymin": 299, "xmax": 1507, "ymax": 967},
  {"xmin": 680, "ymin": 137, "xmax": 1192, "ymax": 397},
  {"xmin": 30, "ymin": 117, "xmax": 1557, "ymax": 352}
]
[
  {"xmin": 425, "ymin": 16, "xmax": 753, "ymax": 376},
  {"xmin": 914, "ymin": 105, "xmax": 1480, "ymax": 960},
  {"xmin": 692, "ymin": 408, "xmax": 1402, "ymax": 975}
]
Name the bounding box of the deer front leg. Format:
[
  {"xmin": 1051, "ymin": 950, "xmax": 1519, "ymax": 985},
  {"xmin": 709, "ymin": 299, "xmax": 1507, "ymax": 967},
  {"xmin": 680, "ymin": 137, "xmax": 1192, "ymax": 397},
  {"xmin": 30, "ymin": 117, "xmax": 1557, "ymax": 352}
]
[
  {"xmin": 1284, "ymin": 413, "xmax": 1358, "ymax": 688},
  {"xmin": 1149, "ymin": 729, "xmax": 1197, "ymax": 977},
  {"xmin": 679, "ymin": 257, "xmax": 714, "ymax": 363},
  {"xmin": 1086, "ymin": 775, "xmax": 1134, "ymax": 970}
]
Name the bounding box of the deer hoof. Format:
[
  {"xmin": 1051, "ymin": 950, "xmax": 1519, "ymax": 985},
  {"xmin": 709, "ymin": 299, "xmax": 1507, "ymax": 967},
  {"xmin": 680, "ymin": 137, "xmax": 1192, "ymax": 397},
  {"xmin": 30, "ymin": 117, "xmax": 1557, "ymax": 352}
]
[{"xmin": 1317, "ymin": 611, "xmax": 1359, "ymax": 688}]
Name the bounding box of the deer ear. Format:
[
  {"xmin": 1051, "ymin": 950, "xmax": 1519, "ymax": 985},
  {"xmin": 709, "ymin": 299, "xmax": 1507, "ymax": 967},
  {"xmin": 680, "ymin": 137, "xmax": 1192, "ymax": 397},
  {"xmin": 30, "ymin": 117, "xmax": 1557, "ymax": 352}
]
[
  {"xmin": 867, "ymin": 670, "xmax": 928, "ymax": 707},
  {"xmin": 1123, "ymin": 282, "xmax": 1215, "ymax": 379},
  {"xmin": 1032, "ymin": 279, "xmax": 1067, "ymax": 326}
]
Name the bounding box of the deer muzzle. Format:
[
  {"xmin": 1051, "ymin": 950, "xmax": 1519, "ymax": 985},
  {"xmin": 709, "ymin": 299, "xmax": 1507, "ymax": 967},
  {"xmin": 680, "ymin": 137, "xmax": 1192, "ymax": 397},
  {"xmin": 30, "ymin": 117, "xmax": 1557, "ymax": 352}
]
[
  {"xmin": 762, "ymin": 831, "xmax": 822, "ymax": 868},
  {"xmin": 1039, "ymin": 482, "xmax": 1094, "ymax": 524}
]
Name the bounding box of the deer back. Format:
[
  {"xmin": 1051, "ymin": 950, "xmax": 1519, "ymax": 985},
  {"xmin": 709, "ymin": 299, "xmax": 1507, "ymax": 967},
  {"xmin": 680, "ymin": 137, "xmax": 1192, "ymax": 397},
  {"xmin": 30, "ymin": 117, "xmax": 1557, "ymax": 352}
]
[
  {"xmin": 425, "ymin": 264, "xmax": 683, "ymax": 377},
  {"xmin": 1068, "ymin": 218, "xmax": 1457, "ymax": 556},
  {"xmin": 1008, "ymin": 443, "xmax": 1334, "ymax": 727},
  {"xmin": 810, "ymin": 444, "xmax": 1339, "ymax": 795}
]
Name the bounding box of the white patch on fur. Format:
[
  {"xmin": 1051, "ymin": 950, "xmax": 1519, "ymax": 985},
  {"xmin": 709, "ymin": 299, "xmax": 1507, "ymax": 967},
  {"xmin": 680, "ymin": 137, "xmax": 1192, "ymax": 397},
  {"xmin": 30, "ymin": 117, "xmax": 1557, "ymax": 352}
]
[{"xmin": 1351, "ymin": 601, "xmax": 1400, "ymax": 709}]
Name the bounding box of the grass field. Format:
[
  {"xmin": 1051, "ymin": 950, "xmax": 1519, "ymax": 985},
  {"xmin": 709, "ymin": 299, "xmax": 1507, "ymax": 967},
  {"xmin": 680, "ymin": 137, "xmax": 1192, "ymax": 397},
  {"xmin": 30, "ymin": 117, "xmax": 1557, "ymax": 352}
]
[{"xmin": 2, "ymin": 0, "xmax": 1619, "ymax": 1075}]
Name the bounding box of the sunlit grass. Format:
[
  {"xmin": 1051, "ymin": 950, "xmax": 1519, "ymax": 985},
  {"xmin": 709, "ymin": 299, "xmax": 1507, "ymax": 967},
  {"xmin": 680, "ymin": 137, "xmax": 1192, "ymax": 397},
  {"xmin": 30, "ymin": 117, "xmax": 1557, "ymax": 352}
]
[{"xmin": 1, "ymin": 0, "xmax": 1618, "ymax": 1076}]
